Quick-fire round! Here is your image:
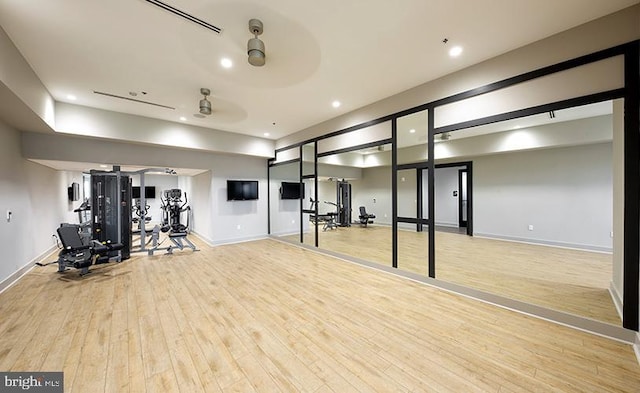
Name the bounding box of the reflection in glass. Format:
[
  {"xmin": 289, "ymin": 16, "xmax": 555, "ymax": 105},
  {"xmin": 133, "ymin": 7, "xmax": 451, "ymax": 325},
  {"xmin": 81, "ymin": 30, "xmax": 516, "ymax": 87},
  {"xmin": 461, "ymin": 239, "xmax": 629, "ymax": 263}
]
[
  {"xmin": 302, "ymin": 142, "xmax": 315, "ymax": 176},
  {"xmin": 315, "ymin": 143, "xmax": 393, "ymax": 267},
  {"xmin": 397, "ymin": 109, "xmax": 428, "ymax": 165},
  {"xmin": 433, "ymin": 101, "xmax": 619, "ymax": 326}
]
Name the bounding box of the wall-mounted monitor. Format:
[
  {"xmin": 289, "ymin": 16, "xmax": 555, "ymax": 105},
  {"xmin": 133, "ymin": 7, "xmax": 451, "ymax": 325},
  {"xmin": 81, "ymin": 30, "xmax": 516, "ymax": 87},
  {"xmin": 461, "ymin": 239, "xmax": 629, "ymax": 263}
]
[
  {"xmin": 280, "ymin": 182, "xmax": 304, "ymax": 200},
  {"xmin": 132, "ymin": 186, "xmax": 156, "ymax": 199},
  {"xmin": 227, "ymin": 180, "xmax": 259, "ymax": 201}
]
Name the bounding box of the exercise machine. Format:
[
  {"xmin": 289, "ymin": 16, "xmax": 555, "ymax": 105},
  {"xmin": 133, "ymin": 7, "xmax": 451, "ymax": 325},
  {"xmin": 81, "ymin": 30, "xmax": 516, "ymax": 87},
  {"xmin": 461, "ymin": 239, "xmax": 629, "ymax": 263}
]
[
  {"xmin": 51, "ymin": 224, "xmax": 124, "ymax": 276},
  {"xmin": 308, "ymin": 198, "xmax": 338, "ymax": 231},
  {"xmin": 90, "ymin": 169, "xmax": 132, "ymax": 259},
  {"xmin": 336, "ymin": 179, "xmax": 352, "ymax": 227},
  {"xmin": 157, "ymin": 188, "xmax": 197, "ymax": 254},
  {"xmin": 358, "ymin": 206, "xmax": 376, "ymax": 227}
]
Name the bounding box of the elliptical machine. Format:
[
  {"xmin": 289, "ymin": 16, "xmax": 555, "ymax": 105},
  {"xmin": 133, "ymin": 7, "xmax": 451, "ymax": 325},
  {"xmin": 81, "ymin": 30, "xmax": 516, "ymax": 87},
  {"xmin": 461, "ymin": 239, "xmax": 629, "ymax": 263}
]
[{"xmin": 158, "ymin": 189, "xmax": 197, "ymax": 254}]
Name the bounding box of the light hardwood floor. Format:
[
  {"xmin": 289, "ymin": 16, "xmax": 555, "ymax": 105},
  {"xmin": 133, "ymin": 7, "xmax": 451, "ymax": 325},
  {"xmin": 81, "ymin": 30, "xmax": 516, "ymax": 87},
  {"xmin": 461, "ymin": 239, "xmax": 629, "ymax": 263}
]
[
  {"xmin": 288, "ymin": 225, "xmax": 620, "ymax": 325},
  {"xmin": 1, "ymin": 238, "xmax": 638, "ymax": 392}
]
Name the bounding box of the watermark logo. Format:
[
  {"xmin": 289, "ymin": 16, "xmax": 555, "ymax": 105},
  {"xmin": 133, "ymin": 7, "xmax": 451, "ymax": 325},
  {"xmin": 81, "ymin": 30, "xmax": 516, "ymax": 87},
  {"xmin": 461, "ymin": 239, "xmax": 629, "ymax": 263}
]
[{"xmin": 0, "ymin": 372, "xmax": 63, "ymax": 392}]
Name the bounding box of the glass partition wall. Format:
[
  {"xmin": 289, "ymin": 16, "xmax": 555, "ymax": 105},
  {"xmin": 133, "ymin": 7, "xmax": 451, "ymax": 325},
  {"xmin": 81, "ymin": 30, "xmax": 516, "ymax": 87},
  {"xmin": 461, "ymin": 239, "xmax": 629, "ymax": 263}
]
[
  {"xmin": 434, "ymin": 101, "xmax": 619, "ymax": 325},
  {"xmin": 269, "ymin": 41, "xmax": 639, "ymax": 332}
]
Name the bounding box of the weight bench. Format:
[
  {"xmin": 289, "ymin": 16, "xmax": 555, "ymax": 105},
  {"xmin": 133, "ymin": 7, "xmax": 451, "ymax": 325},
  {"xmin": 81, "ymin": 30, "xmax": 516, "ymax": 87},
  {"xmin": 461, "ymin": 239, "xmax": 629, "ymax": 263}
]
[
  {"xmin": 56, "ymin": 224, "xmax": 124, "ymax": 276},
  {"xmin": 309, "ymin": 212, "xmax": 338, "ymax": 231}
]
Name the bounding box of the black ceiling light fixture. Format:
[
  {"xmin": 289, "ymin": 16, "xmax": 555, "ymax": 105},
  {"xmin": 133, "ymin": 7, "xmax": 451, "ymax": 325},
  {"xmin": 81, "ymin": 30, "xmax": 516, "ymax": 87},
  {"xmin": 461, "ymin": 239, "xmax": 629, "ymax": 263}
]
[
  {"xmin": 247, "ymin": 19, "xmax": 265, "ymax": 66},
  {"xmin": 199, "ymin": 88, "xmax": 212, "ymax": 115}
]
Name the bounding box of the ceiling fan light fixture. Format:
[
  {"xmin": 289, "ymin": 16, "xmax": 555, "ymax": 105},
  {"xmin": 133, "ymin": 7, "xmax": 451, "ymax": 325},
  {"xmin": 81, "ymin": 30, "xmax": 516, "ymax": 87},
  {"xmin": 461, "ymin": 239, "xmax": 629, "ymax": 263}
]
[
  {"xmin": 199, "ymin": 88, "xmax": 212, "ymax": 115},
  {"xmin": 248, "ymin": 19, "xmax": 265, "ymax": 67}
]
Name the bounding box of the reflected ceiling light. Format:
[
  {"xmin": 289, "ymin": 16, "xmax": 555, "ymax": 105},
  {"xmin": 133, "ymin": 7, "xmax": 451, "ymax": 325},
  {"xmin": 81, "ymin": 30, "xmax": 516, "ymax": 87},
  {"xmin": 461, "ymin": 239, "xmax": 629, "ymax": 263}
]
[
  {"xmin": 247, "ymin": 19, "xmax": 265, "ymax": 66},
  {"xmin": 449, "ymin": 46, "xmax": 463, "ymax": 57},
  {"xmin": 409, "ymin": 129, "xmax": 416, "ymax": 133},
  {"xmin": 199, "ymin": 88, "xmax": 212, "ymax": 115},
  {"xmin": 263, "ymin": 132, "xmax": 270, "ymax": 137},
  {"xmin": 179, "ymin": 116, "xmax": 187, "ymax": 121},
  {"xmin": 221, "ymin": 58, "xmax": 233, "ymax": 68},
  {"xmin": 66, "ymin": 94, "xmax": 77, "ymax": 101},
  {"xmin": 332, "ymin": 100, "xmax": 341, "ymax": 108}
]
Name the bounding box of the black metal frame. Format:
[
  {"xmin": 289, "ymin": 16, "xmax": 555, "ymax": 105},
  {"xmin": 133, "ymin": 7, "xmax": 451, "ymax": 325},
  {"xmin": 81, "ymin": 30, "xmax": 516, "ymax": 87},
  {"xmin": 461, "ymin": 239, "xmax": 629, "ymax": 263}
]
[{"xmin": 268, "ymin": 40, "xmax": 640, "ymax": 330}]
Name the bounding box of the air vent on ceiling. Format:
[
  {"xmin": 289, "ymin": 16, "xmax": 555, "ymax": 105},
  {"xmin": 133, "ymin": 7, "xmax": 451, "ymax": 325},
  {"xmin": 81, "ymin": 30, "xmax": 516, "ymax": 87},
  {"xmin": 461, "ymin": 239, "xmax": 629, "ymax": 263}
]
[
  {"xmin": 93, "ymin": 91, "xmax": 175, "ymax": 110},
  {"xmin": 144, "ymin": 0, "xmax": 222, "ymax": 34}
]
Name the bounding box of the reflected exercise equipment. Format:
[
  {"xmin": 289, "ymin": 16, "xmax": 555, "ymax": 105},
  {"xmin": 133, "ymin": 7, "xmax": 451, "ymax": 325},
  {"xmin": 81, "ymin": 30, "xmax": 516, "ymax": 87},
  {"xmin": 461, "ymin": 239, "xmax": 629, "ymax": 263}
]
[
  {"xmin": 336, "ymin": 179, "xmax": 352, "ymax": 227},
  {"xmin": 309, "ymin": 198, "xmax": 338, "ymax": 231},
  {"xmin": 358, "ymin": 206, "xmax": 376, "ymax": 227}
]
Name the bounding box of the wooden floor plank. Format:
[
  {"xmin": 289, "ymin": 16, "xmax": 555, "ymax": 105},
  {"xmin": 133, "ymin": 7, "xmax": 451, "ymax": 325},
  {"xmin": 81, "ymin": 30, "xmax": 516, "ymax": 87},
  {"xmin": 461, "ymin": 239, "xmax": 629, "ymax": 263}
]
[{"xmin": 0, "ymin": 237, "xmax": 638, "ymax": 392}]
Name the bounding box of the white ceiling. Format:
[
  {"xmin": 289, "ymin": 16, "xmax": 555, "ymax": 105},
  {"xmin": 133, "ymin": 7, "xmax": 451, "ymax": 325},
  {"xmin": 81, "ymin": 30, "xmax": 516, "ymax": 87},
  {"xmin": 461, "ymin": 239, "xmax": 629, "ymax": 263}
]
[{"xmin": 0, "ymin": 0, "xmax": 636, "ymax": 144}]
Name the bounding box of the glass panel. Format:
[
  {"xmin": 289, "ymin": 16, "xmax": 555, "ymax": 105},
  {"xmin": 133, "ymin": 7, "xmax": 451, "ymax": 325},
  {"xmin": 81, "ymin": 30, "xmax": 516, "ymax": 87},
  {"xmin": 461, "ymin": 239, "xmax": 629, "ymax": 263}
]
[
  {"xmin": 315, "ymin": 143, "xmax": 392, "ymax": 267},
  {"xmin": 398, "ymin": 109, "xmax": 428, "ymax": 165},
  {"xmin": 269, "ymin": 161, "xmax": 301, "ymax": 237},
  {"xmin": 435, "ymin": 100, "xmax": 619, "ymax": 326},
  {"xmin": 434, "ymin": 57, "xmax": 623, "ymax": 128},
  {"xmin": 397, "ymin": 167, "xmax": 420, "ymax": 274},
  {"xmin": 317, "ymin": 121, "xmax": 391, "ymax": 155},
  {"xmin": 302, "ymin": 142, "xmax": 315, "ymax": 176},
  {"xmin": 302, "ymin": 177, "xmax": 316, "ymax": 246},
  {"xmin": 274, "ymin": 147, "xmax": 300, "ymax": 164}
]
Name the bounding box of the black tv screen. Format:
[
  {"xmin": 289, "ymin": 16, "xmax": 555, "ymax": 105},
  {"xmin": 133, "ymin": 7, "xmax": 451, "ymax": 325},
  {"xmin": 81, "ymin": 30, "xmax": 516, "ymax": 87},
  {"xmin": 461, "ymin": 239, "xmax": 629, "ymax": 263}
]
[
  {"xmin": 280, "ymin": 182, "xmax": 304, "ymax": 200},
  {"xmin": 227, "ymin": 180, "xmax": 258, "ymax": 201},
  {"xmin": 132, "ymin": 186, "xmax": 156, "ymax": 199}
]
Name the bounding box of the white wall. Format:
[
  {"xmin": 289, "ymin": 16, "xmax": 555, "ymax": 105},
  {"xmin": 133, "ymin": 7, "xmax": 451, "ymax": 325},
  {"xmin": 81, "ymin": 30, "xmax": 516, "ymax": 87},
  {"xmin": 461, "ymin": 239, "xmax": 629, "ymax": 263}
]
[
  {"xmin": 0, "ymin": 120, "xmax": 81, "ymax": 289},
  {"xmin": 269, "ymin": 163, "xmax": 302, "ymax": 236},
  {"xmin": 191, "ymin": 155, "xmax": 269, "ymax": 245},
  {"xmin": 474, "ymin": 143, "xmax": 612, "ymax": 251}
]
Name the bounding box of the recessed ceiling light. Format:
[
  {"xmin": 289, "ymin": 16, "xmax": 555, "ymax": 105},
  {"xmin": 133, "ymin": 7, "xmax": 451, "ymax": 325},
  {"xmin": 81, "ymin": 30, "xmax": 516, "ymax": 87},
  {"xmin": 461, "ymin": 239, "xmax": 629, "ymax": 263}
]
[
  {"xmin": 179, "ymin": 116, "xmax": 187, "ymax": 121},
  {"xmin": 263, "ymin": 132, "xmax": 270, "ymax": 137},
  {"xmin": 66, "ymin": 94, "xmax": 77, "ymax": 101},
  {"xmin": 409, "ymin": 129, "xmax": 416, "ymax": 133},
  {"xmin": 449, "ymin": 46, "xmax": 463, "ymax": 57},
  {"xmin": 332, "ymin": 100, "xmax": 341, "ymax": 108},
  {"xmin": 221, "ymin": 58, "xmax": 233, "ymax": 68}
]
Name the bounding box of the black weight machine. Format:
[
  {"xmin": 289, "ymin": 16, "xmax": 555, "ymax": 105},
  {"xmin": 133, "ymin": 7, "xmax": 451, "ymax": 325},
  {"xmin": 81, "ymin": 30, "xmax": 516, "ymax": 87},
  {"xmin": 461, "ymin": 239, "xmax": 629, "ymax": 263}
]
[
  {"xmin": 336, "ymin": 179, "xmax": 352, "ymax": 227},
  {"xmin": 50, "ymin": 224, "xmax": 124, "ymax": 276}
]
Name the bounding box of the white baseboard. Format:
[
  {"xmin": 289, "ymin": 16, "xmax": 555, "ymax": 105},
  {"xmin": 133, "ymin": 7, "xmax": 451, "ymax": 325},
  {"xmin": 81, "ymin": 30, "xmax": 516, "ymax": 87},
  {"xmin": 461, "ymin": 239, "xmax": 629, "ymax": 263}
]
[
  {"xmin": 0, "ymin": 245, "xmax": 58, "ymax": 295},
  {"xmin": 635, "ymin": 333, "xmax": 640, "ymax": 365},
  {"xmin": 474, "ymin": 232, "xmax": 612, "ymax": 253},
  {"xmin": 608, "ymin": 281, "xmax": 624, "ymax": 321},
  {"xmin": 191, "ymin": 231, "xmax": 267, "ymax": 247}
]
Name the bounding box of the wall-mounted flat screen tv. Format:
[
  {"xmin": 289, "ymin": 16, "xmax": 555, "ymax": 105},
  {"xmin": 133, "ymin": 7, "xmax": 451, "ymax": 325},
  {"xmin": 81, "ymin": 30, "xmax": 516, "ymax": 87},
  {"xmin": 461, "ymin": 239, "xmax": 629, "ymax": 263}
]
[
  {"xmin": 280, "ymin": 182, "xmax": 304, "ymax": 200},
  {"xmin": 227, "ymin": 180, "xmax": 259, "ymax": 201},
  {"xmin": 132, "ymin": 186, "xmax": 156, "ymax": 199}
]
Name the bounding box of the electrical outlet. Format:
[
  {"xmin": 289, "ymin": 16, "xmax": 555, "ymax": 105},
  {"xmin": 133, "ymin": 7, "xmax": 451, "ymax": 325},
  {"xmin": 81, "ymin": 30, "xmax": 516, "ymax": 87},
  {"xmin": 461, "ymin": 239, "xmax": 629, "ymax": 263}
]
[
  {"xmin": 6, "ymin": 210, "xmax": 11, "ymax": 223},
  {"xmin": 610, "ymin": 231, "xmax": 614, "ymax": 238},
  {"xmin": 528, "ymin": 224, "xmax": 534, "ymax": 231},
  {"xmin": 236, "ymin": 224, "xmax": 241, "ymax": 230}
]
